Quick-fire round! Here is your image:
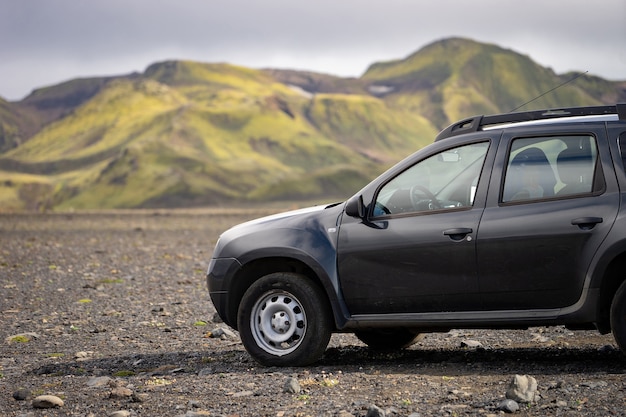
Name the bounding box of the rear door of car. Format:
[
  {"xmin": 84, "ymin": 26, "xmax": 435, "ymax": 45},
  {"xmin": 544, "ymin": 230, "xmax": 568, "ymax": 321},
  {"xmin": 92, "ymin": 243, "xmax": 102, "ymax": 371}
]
[{"xmin": 476, "ymin": 123, "xmax": 620, "ymax": 310}]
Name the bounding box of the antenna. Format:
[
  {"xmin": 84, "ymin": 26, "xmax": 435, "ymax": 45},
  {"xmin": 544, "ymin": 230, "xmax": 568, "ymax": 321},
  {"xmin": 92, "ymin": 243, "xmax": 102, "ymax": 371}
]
[{"xmin": 509, "ymin": 71, "xmax": 589, "ymax": 112}]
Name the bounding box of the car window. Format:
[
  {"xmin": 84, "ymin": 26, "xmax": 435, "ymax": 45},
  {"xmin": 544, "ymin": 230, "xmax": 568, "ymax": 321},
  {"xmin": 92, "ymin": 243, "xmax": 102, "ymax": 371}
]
[
  {"xmin": 372, "ymin": 141, "xmax": 489, "ymax": 217},
  {"xmin": 502, "ymin": 135, "xmax": 599, "ymax": 203}
]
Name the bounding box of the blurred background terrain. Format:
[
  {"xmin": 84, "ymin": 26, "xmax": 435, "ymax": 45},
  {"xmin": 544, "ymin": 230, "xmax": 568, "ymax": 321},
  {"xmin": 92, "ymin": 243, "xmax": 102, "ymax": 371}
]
[{"xmin": 1, "ymin": 38, "xmax": 625, "ymax": 211}]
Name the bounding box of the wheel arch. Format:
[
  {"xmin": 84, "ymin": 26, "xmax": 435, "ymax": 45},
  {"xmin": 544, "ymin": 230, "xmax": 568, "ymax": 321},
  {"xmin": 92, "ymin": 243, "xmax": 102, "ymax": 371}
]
[
  {"xmin": 225, "ymin": 256, "xmax": 344, "ymax": 331},
  {"xmin": 594, "ymin": 250, "xmax": 626, "ymax": 333}
]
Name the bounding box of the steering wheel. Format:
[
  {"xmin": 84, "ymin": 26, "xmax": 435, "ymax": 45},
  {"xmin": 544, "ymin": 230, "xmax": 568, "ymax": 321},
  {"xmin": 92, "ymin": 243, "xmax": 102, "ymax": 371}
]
[{"xmin": 409, "ymin": 185, "xmax": 442, "ymax": 210}]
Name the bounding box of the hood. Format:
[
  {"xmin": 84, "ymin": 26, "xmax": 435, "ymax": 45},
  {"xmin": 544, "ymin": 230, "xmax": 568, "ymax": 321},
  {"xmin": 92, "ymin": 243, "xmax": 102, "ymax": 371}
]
[{"xmin": 226, "ymin": 204, "xmax": 329, "ymax": 233}]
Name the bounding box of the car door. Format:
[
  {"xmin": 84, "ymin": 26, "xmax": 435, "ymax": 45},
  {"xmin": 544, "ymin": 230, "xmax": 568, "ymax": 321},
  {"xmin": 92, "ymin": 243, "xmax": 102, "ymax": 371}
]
[
  {"xmin": 476, "ymin": 125, "xmax": 620, "ymax": 310},
  {"xmin": 337, "ymin": 139, "xmax": 494, "ymax": 315}
]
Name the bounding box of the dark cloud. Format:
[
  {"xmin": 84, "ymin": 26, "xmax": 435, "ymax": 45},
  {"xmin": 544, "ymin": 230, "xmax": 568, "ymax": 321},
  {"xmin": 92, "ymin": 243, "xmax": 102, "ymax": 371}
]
[{"xmin": 1, "ymin": 0, "xmax": 624, "ymax": 100}]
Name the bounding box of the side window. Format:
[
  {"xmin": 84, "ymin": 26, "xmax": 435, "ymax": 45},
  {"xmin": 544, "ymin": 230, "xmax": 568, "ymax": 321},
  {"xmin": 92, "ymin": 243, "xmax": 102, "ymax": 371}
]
[
  {"xmin": 373, "ymin": 141, "xmax": 489, "ymax": 216},
  {"xmin": 502, "ymin": 135, "xmax": 600, "ymax": 203}
]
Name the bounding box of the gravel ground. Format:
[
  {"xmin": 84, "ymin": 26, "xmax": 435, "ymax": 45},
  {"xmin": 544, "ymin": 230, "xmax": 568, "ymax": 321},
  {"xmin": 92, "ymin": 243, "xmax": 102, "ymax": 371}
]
[{"xmin": 1, "ymin": 210, "xmax": 625, "ymax": 417}]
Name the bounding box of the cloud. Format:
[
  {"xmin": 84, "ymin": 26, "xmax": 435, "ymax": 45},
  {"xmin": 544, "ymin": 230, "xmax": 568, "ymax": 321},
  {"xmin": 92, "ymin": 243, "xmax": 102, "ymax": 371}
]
[{"xmin": 1, "ymin": 0, "xmax": 625, "ymax": 100}]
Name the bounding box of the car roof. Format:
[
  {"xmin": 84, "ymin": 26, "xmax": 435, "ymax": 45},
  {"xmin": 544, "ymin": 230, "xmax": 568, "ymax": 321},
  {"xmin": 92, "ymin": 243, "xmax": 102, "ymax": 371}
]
[{"xmin": 435, "ymin": 103, "xmax": 626, "ymax": 142}]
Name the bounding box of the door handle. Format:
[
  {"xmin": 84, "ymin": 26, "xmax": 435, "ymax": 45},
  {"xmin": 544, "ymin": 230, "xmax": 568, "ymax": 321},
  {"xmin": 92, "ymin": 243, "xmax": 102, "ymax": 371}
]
[
  {"xmin": 443, "ymin": 228, "xmax": 473, "ymax": 241},
  {"xmin": 571, "ymin": 217, "xmax": 603, "ymax": 230}
]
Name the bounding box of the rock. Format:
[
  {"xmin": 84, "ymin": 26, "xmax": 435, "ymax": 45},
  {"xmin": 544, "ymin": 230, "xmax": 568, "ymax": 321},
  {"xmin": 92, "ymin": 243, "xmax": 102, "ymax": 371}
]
[
  {"xmin": 87, "ymin": 376, "xmax": 112, "ymax": 387},
  {"xmin": 32, "ymin": 395, "xmax": 64, "ymax": 408},
  {"xmin": 13, "ymin": 389, "xmax": 30, "ymax": 401},
  {"xmin": 109, "ymin": 411, "xmax": 131, "ymax": 417},
  {"xmin": 497, "ymin": 399, "xmax": 520, "ymax": 413},
  {"xmin": 131, "ymin": 392, "xmax": 149, "ymax": 403},
  {"xmin": 581, "ymin": 380, "xmax": 608, "ymax": 389},
  {"xmin": 366, "ymin": 404, "xmax": 385, "ymax": 417},
  {"xmin": 506, "ymin": 374, "xmax": 538, "ymax": 403},
  {"xmin": 337, "ymin": 410, "xmax": 355, "ymax": 417},
  {"xmin": 547, "ymin": 380, "xmax": 565, "ymax": 390},
  {"xmin": 460, "ymin": 339, "xmax": 482, "ymax": 348},
  {"xmin": 6, "ymin": 332, "xmax": 39, "ymax": 343},
  {"xmin": 598, "ymin": 344, "xmax": 617, "ymax": 353},
  {"xmin": 75, "ymin": 351, "xmax": 94, "ymax": 360},
  {"xmin": 109, "ymin": 387, "xmax": 133, "ymax": 399},
  {"xmin": 232, "ymin": 390, "xmax": 254, "ymax": 397},
  {"xmin": 209, "ymin": 327, "xmax": 237, "ymax": 339},
  {"xmin": 284, "ymin": 376, "xmax": 301, "ymax": 393}
]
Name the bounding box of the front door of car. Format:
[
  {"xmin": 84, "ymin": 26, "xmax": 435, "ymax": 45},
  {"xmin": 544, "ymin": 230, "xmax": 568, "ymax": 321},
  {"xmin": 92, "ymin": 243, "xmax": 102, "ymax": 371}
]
[
  {"xmin": 337, "ymin": 140, "xmax": 492, "ymax": 315},
  {"xmin": 476, "ymin": 127, "xmax": 620, "ymax": 310}
]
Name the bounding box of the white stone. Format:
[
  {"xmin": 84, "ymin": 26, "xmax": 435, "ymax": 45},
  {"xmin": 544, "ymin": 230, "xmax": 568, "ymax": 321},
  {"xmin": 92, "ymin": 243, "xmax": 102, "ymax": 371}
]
[
  {"xmin": 506, "ymin": 374, "xmax": 538, "ymax": 403},
  {"xmin": 32, "ymin": 395, "xmax": 64, "ymax": 408}
]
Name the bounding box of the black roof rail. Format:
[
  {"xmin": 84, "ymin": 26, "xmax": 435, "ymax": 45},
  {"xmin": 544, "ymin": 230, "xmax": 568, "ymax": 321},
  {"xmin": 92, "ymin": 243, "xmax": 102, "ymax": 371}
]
[{"xmin": 435, "ymin": 103, "xmax": 626, "ymax": 141}]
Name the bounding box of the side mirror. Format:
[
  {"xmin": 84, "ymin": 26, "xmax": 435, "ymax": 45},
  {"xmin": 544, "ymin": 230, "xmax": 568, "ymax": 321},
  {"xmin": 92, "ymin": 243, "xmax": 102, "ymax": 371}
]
[{"xmin": 345, "ymin": 195, "xmax": 365, "ymax": 218}]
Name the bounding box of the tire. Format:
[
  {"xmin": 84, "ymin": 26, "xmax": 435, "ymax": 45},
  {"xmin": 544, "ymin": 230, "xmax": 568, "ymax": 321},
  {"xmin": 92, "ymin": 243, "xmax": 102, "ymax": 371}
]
[
  {"xmin": 355, "ymin": 328, "xmax": 423, "ymax": 351},
  {"xmin": 237, "ymin": 272, "xmax": 332, "ymax": 366},
  {"xmin": 611, "ymin": 280, "xmax": 626, "ymax": 355}
]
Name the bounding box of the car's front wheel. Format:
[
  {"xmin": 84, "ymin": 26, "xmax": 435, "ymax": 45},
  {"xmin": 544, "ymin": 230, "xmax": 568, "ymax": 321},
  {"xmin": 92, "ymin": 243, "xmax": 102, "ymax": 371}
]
[
  {"xmin": 611, "ymin": 280, "xmax": 626, "ymax": 355},
  {"xmin": 237, "ymin": 272, "xmax": 332, "ymax": 366},
  {"xmin": 355, "ymin": 328, "xmax": 423, "ymax": 351}
]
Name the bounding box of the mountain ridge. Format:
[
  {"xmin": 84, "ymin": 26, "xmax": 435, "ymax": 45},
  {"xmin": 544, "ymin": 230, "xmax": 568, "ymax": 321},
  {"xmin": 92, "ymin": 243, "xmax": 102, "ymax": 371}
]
[{"xmin": 1, "ymin": 37, "xmax": 625, "ymax": 211}]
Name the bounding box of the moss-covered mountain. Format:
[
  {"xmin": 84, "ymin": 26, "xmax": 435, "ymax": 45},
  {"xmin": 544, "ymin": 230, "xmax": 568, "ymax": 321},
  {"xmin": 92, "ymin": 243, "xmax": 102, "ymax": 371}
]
[{"xmin": 1, "ymin": 37, "xmax": 624, "ymax": 210}]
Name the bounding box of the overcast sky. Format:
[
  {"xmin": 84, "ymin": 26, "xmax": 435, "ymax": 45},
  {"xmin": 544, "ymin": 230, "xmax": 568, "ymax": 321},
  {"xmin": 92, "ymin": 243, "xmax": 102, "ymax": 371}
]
[{"xmin": 1, "ymin": 0, "xmax": 625, "ymax": 101}]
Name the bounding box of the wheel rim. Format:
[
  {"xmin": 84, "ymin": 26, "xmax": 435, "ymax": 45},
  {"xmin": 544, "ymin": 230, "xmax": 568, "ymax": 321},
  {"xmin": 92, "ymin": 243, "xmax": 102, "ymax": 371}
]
[{"xmin": 250, "ymin": 290, "xmax": 307, "ymax": 356}]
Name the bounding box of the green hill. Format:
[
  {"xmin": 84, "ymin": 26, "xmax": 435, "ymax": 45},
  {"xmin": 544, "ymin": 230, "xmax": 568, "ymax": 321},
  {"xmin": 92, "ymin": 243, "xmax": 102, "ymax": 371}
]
[
  {"xmin": 0, "ymin": 37, "xmax": 624, "ymax": 211},
  {"xmin": 361, "ymin": 38, "xmax": 625, "ymax": 127}
]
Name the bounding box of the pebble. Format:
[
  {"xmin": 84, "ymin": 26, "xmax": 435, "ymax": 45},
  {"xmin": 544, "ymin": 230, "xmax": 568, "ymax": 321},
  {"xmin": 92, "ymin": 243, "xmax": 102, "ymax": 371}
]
[
  {"xmin": 109, "ymin": 411, "xmax": 130, "ymax": 417},
  {"xmin": 232, "ymin": 390, "xmax": 254, "ymax": 397},
  {"xmin": 497, "ymin": 399, "xmax": 520, "ymax": 413},
  {"xmin": 6, "ymin": 332, "xmax": 39, "ymax": 343},
  {"xmin": 12, "ymin": 389, "xmax": 30, "ymax": 401},
  {"xmin": 109, "ymin": 387, "xmax": 133, "ymax": 398},
  {"xmin": 87, "ymin": 376, "xmax": 112, "ymax": 387},
  {"xmin": 283, "ymin": 376, "xmax": 301, "ymax": 393},
  {"xmin": 366, "ymin": 404, "xmax": 385, "ymax": 417},
  {"xmin": 460, "ymin": 339, "xmax": 482, "ymax": 348},
  {"xmin": 32, "ymin": 395, "xmax": 64, "ymax": 408},
  {"xmin": 209, "ymin": 327, "xmax": 237, "ymax": 339},
  {"xmin": 581, "ymin": 380, "xmax": 608, "ymax": 389},
  {"xmin": 131, "ymin": 392, "xmax": 149, "ymax": 403},
  {"xmin": 75, "ymin": 351, "xmax": 94, "ymax": 360}
]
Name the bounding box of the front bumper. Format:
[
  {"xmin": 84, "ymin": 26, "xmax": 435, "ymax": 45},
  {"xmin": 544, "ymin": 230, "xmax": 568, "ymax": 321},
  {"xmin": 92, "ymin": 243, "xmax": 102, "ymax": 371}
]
[{"xmin": 207, "ymin": 257, "xmax": 242, "ymax": 328}]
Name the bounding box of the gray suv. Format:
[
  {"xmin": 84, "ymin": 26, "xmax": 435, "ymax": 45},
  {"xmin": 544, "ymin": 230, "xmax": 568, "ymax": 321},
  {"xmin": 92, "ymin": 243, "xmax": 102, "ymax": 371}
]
[{"xmin": 207, "ymin": 104, "xmax": 626, "ymax": 366}]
